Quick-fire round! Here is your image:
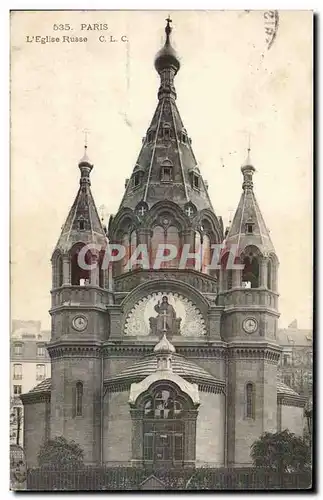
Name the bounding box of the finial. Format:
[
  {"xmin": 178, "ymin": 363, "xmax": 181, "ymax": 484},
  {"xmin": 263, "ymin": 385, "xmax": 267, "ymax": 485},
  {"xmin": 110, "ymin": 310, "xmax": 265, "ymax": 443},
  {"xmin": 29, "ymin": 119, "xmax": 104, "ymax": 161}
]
[
  {"xmin": 84, "ymin": 128, "xmax": 89, "ymax": 147},
  {"xmin": 245, "ymin": 132, "xmax": 252, "ymax": 165},
  {"xmin": 165, "ymin": 16, "xmax": 172, "ymax": 43},
  {"xmin": 154, "ymin": 16, "xmax": 180, "ymax": 80}
]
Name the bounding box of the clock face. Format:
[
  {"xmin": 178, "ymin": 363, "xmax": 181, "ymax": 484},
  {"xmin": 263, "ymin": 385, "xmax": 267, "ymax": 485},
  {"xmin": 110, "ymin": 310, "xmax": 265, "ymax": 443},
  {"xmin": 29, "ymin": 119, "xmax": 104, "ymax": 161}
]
[
  {"xmin": 243, "ymin": 317, "xmax": 258, "ymax": 334},
  {"xmin": 72, "ymin": 315, "xmax": 88, "ymax": 332}
]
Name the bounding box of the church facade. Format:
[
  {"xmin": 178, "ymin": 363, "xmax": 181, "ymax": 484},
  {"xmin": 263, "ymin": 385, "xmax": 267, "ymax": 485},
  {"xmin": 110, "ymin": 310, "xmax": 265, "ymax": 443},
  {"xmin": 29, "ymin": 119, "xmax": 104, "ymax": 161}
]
[{"xmin": 22, "ymin": 20, "xmax": 305, "ymax": 469}]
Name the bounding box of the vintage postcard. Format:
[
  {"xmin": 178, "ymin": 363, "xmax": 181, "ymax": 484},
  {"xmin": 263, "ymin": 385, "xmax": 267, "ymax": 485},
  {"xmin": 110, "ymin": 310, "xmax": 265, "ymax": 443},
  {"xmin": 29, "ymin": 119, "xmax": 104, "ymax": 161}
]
[{"xmin": 10, "ymin": 10, "xmax": 313, "ymax": 491}]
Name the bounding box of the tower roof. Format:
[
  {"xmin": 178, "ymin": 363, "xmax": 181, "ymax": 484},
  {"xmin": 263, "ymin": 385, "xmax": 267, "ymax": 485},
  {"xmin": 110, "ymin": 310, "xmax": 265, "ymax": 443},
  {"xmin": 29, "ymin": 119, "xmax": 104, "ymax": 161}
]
[
  {"xmin": 225, "ymin": 150, "xmax": 275, "ymax": 256},
  {"xmin": 54, "ymin": 147, "xmax": 107, "ymax": 254},
  {"xmin": 118, "ymin": 19, "xmax": 214, "ymax": 214}
]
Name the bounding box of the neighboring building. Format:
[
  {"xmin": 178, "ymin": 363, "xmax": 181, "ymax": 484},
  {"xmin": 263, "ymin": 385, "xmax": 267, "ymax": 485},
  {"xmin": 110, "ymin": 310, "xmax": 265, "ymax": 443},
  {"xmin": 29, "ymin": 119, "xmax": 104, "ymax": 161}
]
[
  {"xmin": 10, "ymin": 320, "xmax": 51, "ymax": 446},
  {"xmin": 22, "ymin": 20, "xmax": 306, "ymax": 469},
  {"xmin": 277, "ymin": 321, "xmax": 313, "ymax": 400}
]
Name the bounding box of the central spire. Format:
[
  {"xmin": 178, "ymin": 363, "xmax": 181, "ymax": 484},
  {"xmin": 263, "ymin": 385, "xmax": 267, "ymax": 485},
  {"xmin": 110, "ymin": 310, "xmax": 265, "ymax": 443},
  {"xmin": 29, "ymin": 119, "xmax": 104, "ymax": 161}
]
[
  {"xmin": 154, "ymin": 17, "xmax": 181, "ymax": 100},
  {"xmin": 115, "ymin": 18, "xmax": 216, "ymax": 215}
]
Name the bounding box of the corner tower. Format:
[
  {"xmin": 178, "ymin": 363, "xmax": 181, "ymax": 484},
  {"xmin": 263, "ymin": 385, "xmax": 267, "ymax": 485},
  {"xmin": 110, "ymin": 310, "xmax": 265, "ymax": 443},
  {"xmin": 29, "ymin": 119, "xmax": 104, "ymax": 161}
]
[
  {"xmin": 219, "ymin": 149, "xmax": 281, "ymax": 466},
  {"xmin": 48, "ymin": 147, "xmax": 109, "ymax": 464}
]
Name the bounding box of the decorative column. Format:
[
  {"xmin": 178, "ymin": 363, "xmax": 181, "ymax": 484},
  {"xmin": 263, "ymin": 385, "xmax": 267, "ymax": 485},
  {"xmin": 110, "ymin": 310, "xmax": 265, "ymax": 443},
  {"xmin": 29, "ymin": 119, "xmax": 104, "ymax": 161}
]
[
  {"xmin": 137, "ymin": 228, "xmax": 151, "ymax": 246},
  {"xmin": 62, "ymin": 254, "xmax": 70, "ymax": 285},
  {"xmin": 180, "ymin": 229, "xmax": 195, "ymax": 269},
  {"xmin": 130, "ymin": 409, "xmax": 143, "ymax": 466},
  {"xmin": 259, "ymin": 257, "xmax": 268, "ymax": 288},
  {"xmin": 232, "ymin": 269, "xmax": 241, "ymax": 288},
  {"xmin": 184, "ymin": 410, "xmax": 198, "ymax": 466},
  {"xmin": 90, "ymin": 253, "xmax": 100, "ymax": 286},
  {"xmin": 218, "ymin": 268, "xmax": 224, "ymax": 293},
  {"xmin": 137, "ymin": 228, "xmax": 152, "ymax": 269}
]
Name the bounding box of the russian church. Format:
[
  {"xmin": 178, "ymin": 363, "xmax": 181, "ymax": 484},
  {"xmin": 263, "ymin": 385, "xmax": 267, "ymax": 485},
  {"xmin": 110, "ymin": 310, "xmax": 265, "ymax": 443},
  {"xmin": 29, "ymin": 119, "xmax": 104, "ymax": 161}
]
[{"xmin": 22, "ymin": 19, "xmax": 306, "ymax": 469}]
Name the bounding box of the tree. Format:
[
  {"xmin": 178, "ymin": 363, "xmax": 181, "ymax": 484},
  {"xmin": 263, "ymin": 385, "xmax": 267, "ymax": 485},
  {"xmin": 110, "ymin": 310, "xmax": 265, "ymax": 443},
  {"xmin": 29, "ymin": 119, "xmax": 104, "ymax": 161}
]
[
  {"xmin": 38, "ymin": 436, "xmax": 84, "ymax": 469},
  {"xmin": 251, "ymin": 430, "xmax": 311, "ymax": 473},
  {"xmin": 10, "ymin": 398, "xmax": 23, "ymax": 446}
]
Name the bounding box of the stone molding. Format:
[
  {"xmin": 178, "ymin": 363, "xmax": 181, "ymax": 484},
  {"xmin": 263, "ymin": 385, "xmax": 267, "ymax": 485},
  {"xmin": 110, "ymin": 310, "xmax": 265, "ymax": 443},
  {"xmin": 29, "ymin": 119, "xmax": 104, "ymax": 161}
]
[
  {"xmin": 102, "ymin": 342, "xmax": 228, "ymax": 359},
  {"xmin": 227, "ymin": 343, "xmax": 281, "ymax": 363},
  {"xmin": 47, "ymin": 341, "xmax": 102, "ymax": 359},
  {"xmin": 105, "ymin": 377, "xmax": 225, "ymax": 395},
  {"xmin": 114, "ymin": 268, "xmax": 218, "ymax": 295},
  {"xmin": 277, "ymin": 394, "xmax": 307, "ymax": 408}
]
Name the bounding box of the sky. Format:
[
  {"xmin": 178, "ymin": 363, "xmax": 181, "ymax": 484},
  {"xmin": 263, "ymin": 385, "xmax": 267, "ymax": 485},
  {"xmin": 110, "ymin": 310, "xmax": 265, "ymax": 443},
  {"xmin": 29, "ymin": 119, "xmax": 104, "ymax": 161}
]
[{"xmin": 10, "ymin": 10, "xmax": 313, "ymax": 330}]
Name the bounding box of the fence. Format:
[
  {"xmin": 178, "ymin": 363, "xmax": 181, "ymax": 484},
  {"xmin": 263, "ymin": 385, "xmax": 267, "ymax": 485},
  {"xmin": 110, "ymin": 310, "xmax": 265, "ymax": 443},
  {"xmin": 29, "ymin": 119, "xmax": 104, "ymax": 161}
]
[{"xmin": 26, "ymin": 466, "xmax": 312, "ymax": 491}]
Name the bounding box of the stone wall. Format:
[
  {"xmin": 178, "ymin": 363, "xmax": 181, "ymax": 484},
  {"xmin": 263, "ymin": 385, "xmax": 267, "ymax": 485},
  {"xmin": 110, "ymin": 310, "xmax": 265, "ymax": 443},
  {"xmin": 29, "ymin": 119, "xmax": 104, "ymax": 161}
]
[
  {"xmin": 23, "ymin": 399, "xmax": 50, "ymax": 468},
  {"xmin": 103, "ymin": 390, "xmax": 132, "ymax": 464},
  {"xmin": 50, "ymin": 356, "xmax": 102, "ymax": 465},
  {"xmin": 196, "ymin": 391, "xmax": 225, "ymax": 466}
]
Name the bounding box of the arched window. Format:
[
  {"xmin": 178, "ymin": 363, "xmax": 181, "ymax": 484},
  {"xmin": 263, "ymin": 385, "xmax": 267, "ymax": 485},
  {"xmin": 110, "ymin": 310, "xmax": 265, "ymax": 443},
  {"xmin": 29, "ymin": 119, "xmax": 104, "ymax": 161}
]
[
  {"xmin": 78, "ymin": 217, "xmax": 85, "ymax": 231},
  {"xmin": 151, "ymin": 225, "xmax": 180, "ymax": 269},
  {"xmin": 71, "ymin": 244, "xmax": 91, "ymax": 285},
  {"xmin": 165, "ymin": 226, "xmax": 179, "ymax": 268},
  {"xmin": 151, "ymin": 226, "xmax": 165, "ymax": 269},
  {"xmin": 75, "ymin": 382, "xmax": 83, "ymax": 417},
  {"xmin": 246, "ymin": 383, "xmax": 255, "ymax": 419},
  {"xmin": 136, "ymin": 384, "xmax": 197, "ymax": 465},
  {"xmin": 242, "ymin": 255, "xmax": 259, "ymax": 288}
]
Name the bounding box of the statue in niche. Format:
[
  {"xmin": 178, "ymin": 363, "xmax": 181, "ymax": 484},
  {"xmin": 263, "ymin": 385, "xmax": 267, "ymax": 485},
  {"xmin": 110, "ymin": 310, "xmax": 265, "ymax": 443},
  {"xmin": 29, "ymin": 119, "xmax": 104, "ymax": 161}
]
[{"xmin": 149, "ymin": 295, "xmax": 182, "ymax": 339}]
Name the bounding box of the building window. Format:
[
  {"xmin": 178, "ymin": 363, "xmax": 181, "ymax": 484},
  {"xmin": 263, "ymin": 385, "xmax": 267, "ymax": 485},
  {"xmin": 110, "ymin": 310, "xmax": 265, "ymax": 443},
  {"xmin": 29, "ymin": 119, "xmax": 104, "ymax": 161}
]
[
  {"xmin": 13, "ymin": 364, "xmax": 22, "ymax": 380},
  {"xmin": 143, "ymin": 388, "xmax": 184, "ymax": 463},
  {"xmin": 133, "ymin": 383, "xmax": 198, "ymax": 466},
  {"xmin": 246, "ymin": 383, "xmax": 255, "ymax": 419},
  {"xmin": 193, "ymin": 174, "xmax": 199, "ymax": 189},
  {"xmin": 150, "ymin": 225, "xmax": 180, "ymax": 269},
  {"xmin": 133, "ymin": 172, "xmax": 140, "ymax": 187},
  {"xmin": 13, "ymin": 343, "xmax": 23, "ymax": 355},
  {"xmin": 242, "ymin": 254, "xmax": 259, "ymax": 288},
  {"xmin": 161, "ymin": 166, "xmax": 172, "ymax": 182},
  {"xmin": 79, "ymin": 218, "xmax": 85, "ymax": 231},
  {"xmin": 13, "ymin": 385, "xmax": 22, "ymax": 395},
  {"xmin": 283, "ymin": 375, "xmax": 292, "ymax": 386},
  {"xmin": 36, "ymin": 364, "xmax": 46, "ymax": 381},
  {"xmin": 75, "ymin": 382, "xmax": 83, "ymax": 417},
  {"xmin": 37, "ymin": 345, "xmax": 45, "ymax": 357},
  {"xmin": 163, "ymin": 125, "xmax": 171, "ymax": 141}
]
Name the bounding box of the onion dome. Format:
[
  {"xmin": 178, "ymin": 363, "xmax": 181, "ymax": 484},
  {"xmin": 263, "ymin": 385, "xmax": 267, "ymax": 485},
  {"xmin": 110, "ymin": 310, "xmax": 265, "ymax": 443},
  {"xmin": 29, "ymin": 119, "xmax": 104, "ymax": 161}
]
[
  {"xmin": 153, "ymin": 333, "xmax": 176, "ymax": 354},
  {"xmin": 154, "ymin": 17, "xmax": 180, "ymax": 75},
  {"xmin": 79, "ymin": 145, "xmax": 92, "ymax": 167},
  {"xmin": 241, "ymin": 147, "xmax": 255, "ymax": 173}
]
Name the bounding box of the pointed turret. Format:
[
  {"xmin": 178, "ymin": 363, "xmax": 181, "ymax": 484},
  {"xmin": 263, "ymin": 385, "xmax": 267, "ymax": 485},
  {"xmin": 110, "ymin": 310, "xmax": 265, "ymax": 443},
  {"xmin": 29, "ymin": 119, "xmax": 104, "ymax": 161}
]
[
  {"xmin": 54, "ymin": 146, "xmax": 107, "ymax": 253},
  {"xmin": 118, "ymin": 18, "xmax": 214, "ymax": 213},
  {"xmin": 225, "ymin": 148, "xmax": 275, "ymax": 255}
]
